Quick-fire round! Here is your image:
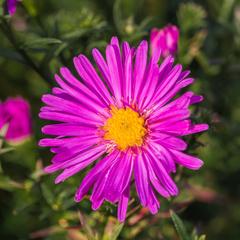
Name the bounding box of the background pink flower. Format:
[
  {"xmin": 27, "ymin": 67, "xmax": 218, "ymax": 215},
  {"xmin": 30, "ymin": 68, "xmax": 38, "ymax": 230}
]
[
  {"xmin": 0, "ymin": 97, "xmax": 32, "ymax": 142},
  {"xmin": 150, "ymin": 24, "xmax": 179, "ymax": 58},
  {"xmin": 7, "ymin": 0, "xmax": 19, "ymax": 16}
]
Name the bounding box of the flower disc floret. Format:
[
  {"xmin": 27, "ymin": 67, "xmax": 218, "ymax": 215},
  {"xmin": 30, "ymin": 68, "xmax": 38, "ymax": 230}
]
[{"xmin": 103, "ymin": 106, "xmax": 147, "ymax": 150}]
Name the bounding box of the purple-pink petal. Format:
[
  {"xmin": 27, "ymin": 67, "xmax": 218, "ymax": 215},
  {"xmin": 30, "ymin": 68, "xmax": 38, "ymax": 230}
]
[
  {"xmin": 170, "ymin": 150, "xmax": 204, "ymax": 170},
  {"xmin": 7, "ymin": 0, "xmax": 18, "ymax": 16}
]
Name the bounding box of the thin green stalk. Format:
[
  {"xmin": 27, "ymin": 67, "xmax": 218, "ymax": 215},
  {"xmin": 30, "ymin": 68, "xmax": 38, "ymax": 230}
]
[{"xmin": 0, "ymin": 18, "xmax": 52, "ymax": 85}]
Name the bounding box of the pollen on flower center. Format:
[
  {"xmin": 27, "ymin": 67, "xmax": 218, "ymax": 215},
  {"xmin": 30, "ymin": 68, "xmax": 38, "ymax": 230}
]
[{"xmin": 103, "ymin": 106, "xmax": 147, "ymax": 150}]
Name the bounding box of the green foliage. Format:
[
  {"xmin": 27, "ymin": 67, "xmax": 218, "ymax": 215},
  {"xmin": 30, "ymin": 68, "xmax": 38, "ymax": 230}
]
[
  {"xmin": 177, "ymin": 3, "xmax": 206, "ymax": 33},
  {"xmin": 21, "ymin": 37, "xmax": 62, "ymax": 50},
  {"xmin": 22, "ymin": 0, "xmax": 38, "ymax": 17},
  {"xmin": 102, "ymin": 218, "xmax": 124, "ymax": 240},
  {"xmin": 170, "ymin": 210, "xmax": 191, "ymax": 240}
]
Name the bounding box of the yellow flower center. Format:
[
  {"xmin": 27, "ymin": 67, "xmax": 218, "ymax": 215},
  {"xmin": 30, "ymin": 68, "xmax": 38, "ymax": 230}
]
[{"xmin": 103, "ymin": 106, "xmax": 147, "ymax": 150}]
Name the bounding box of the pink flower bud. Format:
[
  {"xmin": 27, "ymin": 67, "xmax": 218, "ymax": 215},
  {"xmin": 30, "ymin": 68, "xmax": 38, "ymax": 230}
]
[
  {"xmin": 0, "ymin": 97, "xmax": 32, "ymax": 143},
  {"xmin": 7, "ymin": 0, "xmax": 19, "ymax": 16},
  {"xmin": 150, "ymin": 24, "xmax": 179, "ymax": 58}
]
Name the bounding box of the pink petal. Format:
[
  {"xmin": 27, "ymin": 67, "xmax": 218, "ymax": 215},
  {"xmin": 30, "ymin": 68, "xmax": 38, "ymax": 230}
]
[{"xmin": 170, "ymin": 150, "xmax": 204, "ymax": 170}]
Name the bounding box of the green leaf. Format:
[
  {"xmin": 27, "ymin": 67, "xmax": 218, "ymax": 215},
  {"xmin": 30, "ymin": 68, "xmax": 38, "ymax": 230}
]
[
  {"xmin": 40, "ymin": 43, "xmax": 67, "ymax": 69},
  {"xmin": 0, "ymin": 175, "xmax": 24, "ymax": 191},
  {"xmin": 0, "ymin": 124, "xmax": 8, "ymax": 148},
  {"xmin": 111, "ymin": 222, "xmax": 124, "ymax": 240},
  {"xmin": 22, "ymin": 0, "xmax": 38, "ymax": 16},
  {"xmin": 178, "ymin": 30, "xmax": 209, "ymax": 67},
  {"xmin": 62, "ymin": 29, "xmax": 89, "ymax": 40},
  {"xmin": 48, "ymin": 9, "xmax": 106, "ymax": 40},
  {"xmin": 113, "ymin": 0, "xmax": 123, "ymax": 34},
  {"xmin": 198, "ymin": 235, "xmax": 207, "ymax": 240},
  {"xmin": 41, "ymin": 183, "xmax": 55, "ymax": 206},
  {"xmin": 0, "ymin": 147, "xmax": 14, "ymax": 155},
  {"xmin": 21, "ymin": 37, "xmax": 62, "ymax": 50},
  {"xmin": 177, "ymin": 3, "xmax": 206, "ymax": 33},
  {"xmin": 196, "ymin": 51, "xmax": 220, "ymax": 75},
  {"xmin": 78, "ymin": 210, "xmax": 98, "ymax": 240},
  {"xmin": 0, "ymin": 2, "xmax": 3, "ymax": 17},
  {"xmin": 170, "ymin": 210, "xmax": 191, "ymax": 240},
  {"xmin": 0, "ymin": 47, "xmax": 26, "ymax": 63},
  {"xmin": 192, "ymin": 228, "xmax": 207, "ymax": 240},
  {"xmin": 103, "ymin": 217, "xmax": 124, "ymax": 240},
  {"xmin": 87, "ymin": 40, "xmax": 108, "ymax": 52},
  {"xmin": 219, "ymin": 0, "xmax": 235, "ymax": 23},
  {"xmin": 136, "ymin": 17, "xmax": 154, "ymax": 32}
]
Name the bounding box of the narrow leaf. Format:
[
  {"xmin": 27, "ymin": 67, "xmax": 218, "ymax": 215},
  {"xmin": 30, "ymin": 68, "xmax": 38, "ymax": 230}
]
[
  {"xmin": 170, "ymin": 210, "xmax": 191, "ymax": 240},
  {"xmin": 21, "ymin": 37, "xmax": 62, "ymax": 50},
  {"xmin": 111, "ymin": 222, "xmax": 124, "ymax": 240},
  {"xmin": 41, "ymin": 183, "xmax": 55, "ymax": 206},
  {"xmin": 0, "ymin": 147, "xmax": 14, "ymax": 155},
  {"xmin": 0, "ymin": 47, "xmax": 26, "ymax": 63}
]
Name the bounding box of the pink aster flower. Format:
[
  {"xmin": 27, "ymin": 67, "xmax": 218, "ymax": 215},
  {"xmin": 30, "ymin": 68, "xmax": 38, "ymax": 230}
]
[
  {"xmin": 150, "ymin": 24, "xmax": 179, "ymax": 58},
  {"xmin": 7, "ymin": 0, "xmax": 20, "ymax": 16},
  {"xmin": 0, "ymin": 97, "xmax": 32, "ymax": 143},
  {"xmin": 39, "ymin": 37, "xmax": 208, "ymax": 222}
]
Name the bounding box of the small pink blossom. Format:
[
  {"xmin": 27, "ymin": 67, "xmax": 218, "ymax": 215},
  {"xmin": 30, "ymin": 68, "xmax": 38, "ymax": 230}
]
[
  {"xmin": 150, "ymin": 24, "xmax": 179, "ymax": 58},
  {"xmin": 7, "ymin": 0, "xmax": 20, "ymax": 16},
  {"xmin": 0, "ymin": 97, "xmax": 32, "ymax": 143}
]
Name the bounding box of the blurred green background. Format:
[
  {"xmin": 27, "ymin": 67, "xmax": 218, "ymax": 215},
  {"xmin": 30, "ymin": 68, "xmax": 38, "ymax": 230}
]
[{"xmin": 0, "ymin": 0, "xmax": 240, "ymax": 239}]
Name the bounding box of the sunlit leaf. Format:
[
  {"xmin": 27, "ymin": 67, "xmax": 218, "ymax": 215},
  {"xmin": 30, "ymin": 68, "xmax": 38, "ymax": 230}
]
[
  {"xmin": 22, "ymin": 0, "xmax": 38, "ymax": 17},
  {"xmin": 0, "ymin": 175, "xmax": 24, "ymax": 191},
  {"xmin": 0, "ymin": 147, "xmax": 14, "ymax": 155},
  {"xmin": 103, "ymin": 217, "xmax": 124, "ymax": 240}
]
